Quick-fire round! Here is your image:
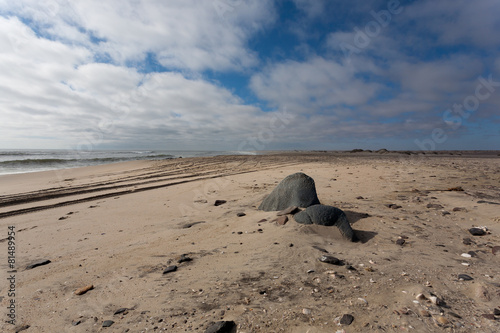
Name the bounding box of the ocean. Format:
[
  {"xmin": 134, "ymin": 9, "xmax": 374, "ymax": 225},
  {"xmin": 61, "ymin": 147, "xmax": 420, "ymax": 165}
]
[{"xmin": 0, "ymin": 149, "xmax": 254, "ymax": 176}]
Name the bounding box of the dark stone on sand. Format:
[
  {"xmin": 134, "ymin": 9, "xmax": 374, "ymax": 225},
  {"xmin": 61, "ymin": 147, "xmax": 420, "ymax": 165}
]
[
  {"xmin": 26, "ymin": 259, "xmax": 51, "ymax": 270},
  {"xmin": 463, "ymin": 238, "xmax": 474, "ymax": 245},
  {"xmin": 273, "ymin": 216, "xmax": 288, "ymax": 225},
  {"xmin": 277, "ymin": 206, "xmax": 299, "ymax": 216},
  {"xmin": 204, "ymin": 320, "xmax": 237, "ymax": 333},
  {"xmin": 396, "ymin": 238, "xmax": 405, "ymax": 246},
  {"xmin": 294, "ymin": 205, "xmax": 354, "ymax": 241},
  {"xmin": 163, "ymin": 265, "xmax": 177, "ymax": 274},
  {"xmin": 102, "ymin": 320, "xmax": 114, "ymax": 327},
  {"xmin": 482, "ymin": 314, "xmax": 496, "ymax": 320},
  {"xmin": 236, "ymin": 212, "xmax": 246, "ymax": 217},
  {"xmin": 319, "ymin": 255, "xmax": 343, "ymax": 265},
  {"xmin": 15, "ymin": 325, "xmax": 30, "ymax": 332},
  {"xmin": 340, "ymin": 314, "xmax": 354, "ymax": 325},
  {"xmin": 114, "ymin": 308, "xmax": 128, "ymax": 315},
  {"xmin": 214, "ymin": 200, "xmax": 227, "ymax": 206},
  {"xmin": 182, "ymin": 221, "xmax": 205, "ymax": 229},
  {"xmin": 492, "ymin": 246, "xmax": 500, "ymax": 255},
  {"xmin": 386, "ymin": 204, "xmax": 401, "ymax": 209},
  {"xmin": 426, "ymin": 203, "xmax": 444, "ymax": 209},
  {"xmin": 58, "ymin": 216, "xmax": 68, "ymax": 220},
  {"xmin": 458, "ymin": 274, "xmax": 474, "ymax": 281},
  {"xmin": 178, "ymin": 254, "xmax": 193, "ymax": 263},
  {"xmin": 72, "ymin": 320, "xmax": 82, "ymax": 326},
  {"xmin": 477, "ymin": 200, "xmax": 500, "ymax": 205},
  {"xmin": 356, "ymin": 196, "xmax": 364, "ymax": 199},
  {"xmin": 258, "ymin": 173, "xmax": 320, "ymax": 211},
  {"xmin": 453, "ymin": 207, "xmax": 467, "ymax": 212},
  {"xmin": 494, "ymin": 308, "xmax": 500, "ymax": 316},
  {"xmin": 469, "ymin": 227, "xmax": 486, "ymax": 236}
]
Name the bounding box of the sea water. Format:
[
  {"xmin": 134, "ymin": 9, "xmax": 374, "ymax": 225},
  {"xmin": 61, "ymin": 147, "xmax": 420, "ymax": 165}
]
[{"xmin": 0, "ymin": 149, "xmax": 254, "ymax": 176}]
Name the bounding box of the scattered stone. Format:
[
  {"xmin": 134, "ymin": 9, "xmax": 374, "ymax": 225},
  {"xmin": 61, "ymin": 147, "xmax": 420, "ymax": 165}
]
[
  {"xmin": 458, "ymin": 274, "xmax": 474, "ymax": 281},
  {"xmin": 204, "ymin": 320, "xmax": 237, "ymax": 333},
  {"xmin": 102, "ymin": 320, "xmax": 114, "ymax": 327},
  {"xmin": 163, "ymin": 265, "xmax": 178, "ymax": 274},
  {"xmin": 178, "ymin": 254, "xmax": 193, "ymax": 263},
  {"xmin": 493, "ymin": 308, "xmax": 500, "ymax": 316},
  {"xmin": 26, "ymin": 259, "xmax": 51, "ymax": 270},
  {"xmin": 463, "ymin": 238, "xmax": 474, "ymax": 245},
  {"xmin": 214, "ymin": 200, "xmax": 227, "ymax": 206},
  {"xmin": 386, "ymin": 204, "xmax": 402, "ymax": 209},
  {"xmin": 15, "ymin": 325, "xmax": 30, "ymax": 332},
  {"xmin": 114, "ymin": 308, "xmax": 128, "ymax": 315},
  {"xmin": 340, "ymin": 314, "xmax": 354, "ymax": 325},
  {"xmin": 302, "ymin": 308, "xmax": 312, "ymax": 315},
  {"xmin": 426, "ymin": 203, "xmax": 444, "ymax": 209},
  {"xmin": 461, "ymin": 253, "xmax": 472, "ymax": 258},
  {"xmin": 482, "ymin": 314, "xmax": 496, "ymax": 320},
  {"xmin": 356, "ymin": 196, "xmax": 364, "ymax": 199},
  {"xmin": 429, "ymin": 296, "xmax": 444, "ymax": 306},
  {"xmin": 182, "ymin": 221, "xmax": 205, "ymax": 229},
  {"xmin": 74, "ymin": 284, "xmax": 94, "ymax": 295},
  {"xmin": 469, "ymin": 227, "xmax": 486, "ymax": 236},
  {"xmin": 72, "ymin": 320, "xmax": 82, "ymax": 326},
  {"xmin": 258, "ymin": 172, "xmax": 320, "ymax": 211},
  {"xmin": 435, "ymin": 316, "xmax": 449, "ymax": 325},
  {"xmin": 441, "ymin": 211, "xmax": 451, "ymax": 216},
  {"xmin": 453, "ymin": 207, "xmax": 467, "ymax": 212},
  {"xmin": 277, "ymin": 206, "xmax": 299, "ymax": 216},
  {"xmin": 492, "ymin": 246, "xmax": 500, "ymax": 255},
  {"xmin": 236, "ymin": 212, "xmax": 246, "ymax": 217},
  {"xmin": 58, "ymin": 216, "xmax": 68, "ymax": 220},
  {"xmin": 396, "ymin": 238, "xmax": 405, "ymax": 246},
  {"xmin": 294, "ymin": 205, "xmax": 355, "ymax": 241},
  {"xmin": 418, "ymin": 309, "xmax": 431, "ymax": 317},
  {"xmin": 273, "ymin": 216, "xmax": 288, "ymax": 225},
  {"xmin": 319, "ymin": 255, "xmax": 343, "ymax": 265},
  {"xmin": 447, "ymin": 186, "xmax": 464, "ymax": 191}
]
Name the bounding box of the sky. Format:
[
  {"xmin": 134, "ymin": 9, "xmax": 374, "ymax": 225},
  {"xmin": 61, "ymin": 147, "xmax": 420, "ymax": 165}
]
[{"xmin": 0, "ymin": 0, "xmax": 499, "ymax": 152}]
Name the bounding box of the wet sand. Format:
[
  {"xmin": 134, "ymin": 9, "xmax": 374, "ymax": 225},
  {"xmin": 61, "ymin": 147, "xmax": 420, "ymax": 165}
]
[{"xmin": 1, "ymin": 151, "xmax": 499, "ymax": 332}]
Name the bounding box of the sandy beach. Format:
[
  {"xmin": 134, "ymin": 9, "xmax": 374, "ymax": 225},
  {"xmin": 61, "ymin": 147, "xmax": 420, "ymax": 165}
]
[{"xmin": 1, "ymin": 151, "xmax": 499, "ymax": 332}]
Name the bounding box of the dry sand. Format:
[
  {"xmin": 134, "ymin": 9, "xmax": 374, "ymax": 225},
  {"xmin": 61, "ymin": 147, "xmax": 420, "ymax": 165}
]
[{"xmin": 0, "ymin": 151, "xmax": 499, "ymax": 332}]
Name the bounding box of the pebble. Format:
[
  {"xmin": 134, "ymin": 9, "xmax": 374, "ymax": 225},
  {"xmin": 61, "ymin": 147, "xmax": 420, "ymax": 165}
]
[
  {"xmin": 102, "ymin": 320, "xmax": 114, "ymax": 327},
  {"xmin": 494, "ymin": 308, "xmax": 500, "ymax": 316},
  {"xmin": 236, "ymin": 212, "xmax": 246, "ymax": 217},
  {"xmin": 204, "ymin": 320, "xmax": 237, "ymax": 333},
  {"xmin": 178, "ymin": 254, "xmax": 193, "ymax": 263},
  {"xmin": 319, "ymin": 255, "xmax": 343, "ymax": 265},
  {"xmin": 426, "ymin": 203, "xmax": 444, "ymax": 209},
  {"xmin": 458, "ymin": 274, "xmax": 473, "ymax": 281},
  {"xmin": 214, "ymin": 200, "xmax": 227, "ymax": 206},
  {"xmin": 162, "ymin": 265, "xmax": 178, "ymax": 274},
  {"xmin": 114, "ymin": 308, "xmax": 128, "ymax": 315},
  {"xmin": 463, "ymin": 237, "xmax": 474, "ymax": 245},
  {"xmin": 435, "ymin": 316, "xmax": 449, "ymax": 325},
  {"xmin": 418, "ymin": 309, "xmax": 431, "ymax": 317},
  {"xmin": 302, "ymin": 308, "xmax": 312, "ymax": 315},
  {"xmin": 72, "ymin": 320, "xmax": 82, "ymax": 326},
  {"xmin": 339, "ymin": 314, "xmax": 354, "ymax": 325},
  {"xmin": 74, "ymin": 284, "xmax": 94, "ymax": 295},
  {"xmin": 273, "ymin": 216, "xmax": 288, "ymax": 225},
  {"xmin": 26, "ymin": 259, "xmax": 51, "ymax": 270},
  {"xmin": 429, "ymin": 296, "xmax": 443, "ymax": 306},
  {"xmin": 15, "ymin": 325, "xmax": 30, "ymax": 332},
  {"xmin": 386, "ymin": 204, "xmax": 402, "ymax": 209},
  {"xmin": 396, "ymin": 238, "xmax": 405, "ymax": 246},
  {"xmin": 461, "ymin": 253, "xmax": 472, "ymax": 258},
  {"xmin": 469, "ymin": 227, "xmax": 486, "ymax": 236}
]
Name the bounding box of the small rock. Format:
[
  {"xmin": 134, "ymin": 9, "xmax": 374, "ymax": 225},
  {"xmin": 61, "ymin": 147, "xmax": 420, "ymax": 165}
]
[
  {"xmin": 236, "ymin": 212, "xmax": 246, "ymax": 217},
  {"xmin": 114, "ymin": 308, "xmax": 128, "ymax": 315},
  {"xmin": 429, "ymin": 296, "xmax": 444, "ymax": 306},
  {"xmin": 356, "ymin": 196, "xmax": 364, "ymax": 199},
  {"xmin": 452, "ymin": 207, "xmax": 467, "ymax": 212},
  {"xmin": 447, "ymin": 186, "xmax": 464, "ymax": 191},
  {"xmin": 435, "ymin": 316, "xmax": 449, "ymax": 325},
  {"xmin": 277, "ymin": 206, "xmax": 299, "ymax": 216},
  {"xmin": 15, "ymin": 325, "xmax": 30, "ymax": 333},
  {"xmin": 493, "ymin": 308, "xmax": 500, "ymax": 316},
  {"xmin": 418, "ymin": 309, "xmax": 431, "ymax": 317},
  {"xmin": 302, "ymin": 308, "xmax": 312, "ymax": 315},
  {"xmin": 492, "ymin": 246, "xmax": 500, "ymax": 255},
  {"xmin": 74, "ymin": 284, "xmax": 94, "ymax": 295},
  {"xmin": 461, "ymin": 253, "xmax": 472, "ymax": 258},
  {"xmin": 58, "ymin": 216, "xmax": 68, "ymax": 220},
  {"xmin": 339, "ymin": 314, "xmax": 354, "ymax": 325},
  {"xmin": 214, "ymin": 200, "xmax": 227, "ymax": 206},
  {"xmin": 319, "ymin": 255, "xmax": 343, "ymax": 265},
  {"xmin": 102, "ymin": 320, "xmax": 114, "ymax": 327},
  {"xmin": 469, "ymin": 227, "xmax": 486, "ymax": 236},
  {"xmin": 386, "ymin": 204, "xmax": 401, "ymax": 209},
  {"xmin": 482, "ymin": 314, "xmax": 495, "ymax": 320},
  {"xmin": 396, "ymin": 238, "xmax": 405, "ymax": 246},
  {"xmin": 178, "ymin": 254, "xmax": 193, "ymax": 263},
  {"xmin": 458, "ymin": 274, "xmax": 474, "ymax": 281},
  {"xmin": 416, "ymin": 293, "xmax": 427, "ymax": 300},
  {"xmin": 72, "ymin": 320, "xmax": 82, "ymax": 326},
  {"xmin": 163, "ymin": 265, "xmax": 178, "ymax": 274},
  {"xmin": 426, "ymin": 203, "xmax": 444, "ymax": 209},
  {"xmin": 204, "ymin": 320, "xmax": 237, "ymax": 333},
  {"xmin": 26, "ymin": 259, "xmax": 51, "ymax": 270},
  {"xmin": 441, "ymin": 211, "xmax": 450, "ymax": 216},
  {"xmin": 463, "ymin": 237, "xmax": 474, "ymax": 245},
  {"xmin": 273, "ymin": 216, "xmax": 288, "ymax": 225}
]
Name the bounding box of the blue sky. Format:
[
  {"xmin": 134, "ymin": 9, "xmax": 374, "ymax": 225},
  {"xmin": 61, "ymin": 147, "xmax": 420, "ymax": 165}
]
[{"xmin": 0, "ymin": 0, "xmax": 499, "ymax": 151}]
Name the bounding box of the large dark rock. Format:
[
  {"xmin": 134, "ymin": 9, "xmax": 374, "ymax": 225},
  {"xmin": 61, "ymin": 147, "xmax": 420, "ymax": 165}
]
[
  {"xmin": 204, "ymin": 321, "xmax": 237, "ymax": 333},
  {"xmin": 258, "ymin": 173, "xmax": 320, "ymax": 211},
  {"xmin": 294, "ymin": 205, "xmax": 355, "ymax": 241}
]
